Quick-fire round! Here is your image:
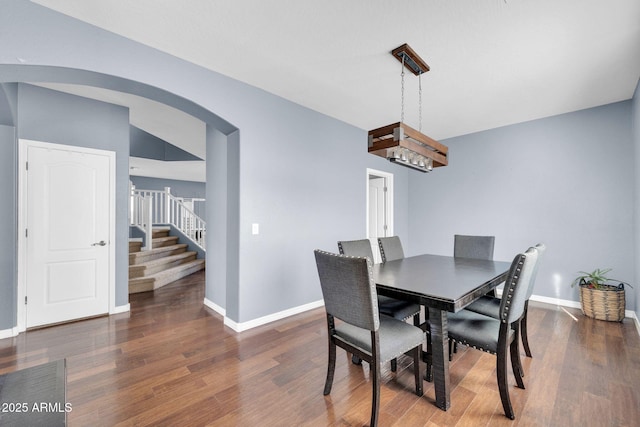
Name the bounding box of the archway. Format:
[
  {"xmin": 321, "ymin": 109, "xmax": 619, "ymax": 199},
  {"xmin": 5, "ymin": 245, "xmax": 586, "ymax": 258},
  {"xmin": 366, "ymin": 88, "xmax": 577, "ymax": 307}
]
[{"xmin": 0, "ymin": 64, "xmax": 239, "ymax": 327}]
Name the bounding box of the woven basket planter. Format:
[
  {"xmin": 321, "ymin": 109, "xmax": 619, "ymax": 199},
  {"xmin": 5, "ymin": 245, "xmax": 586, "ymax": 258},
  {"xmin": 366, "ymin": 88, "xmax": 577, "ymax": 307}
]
[{"xmin": 579, "ymin": 283, "xmax": 625, "ymax": 322}]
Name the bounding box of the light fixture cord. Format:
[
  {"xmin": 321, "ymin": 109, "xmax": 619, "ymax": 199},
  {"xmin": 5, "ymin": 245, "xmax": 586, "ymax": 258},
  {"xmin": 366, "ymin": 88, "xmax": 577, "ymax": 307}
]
[
  {"xmin": 418, "ymin": 73, "xmax": 423, "ymax": 132},
  {"xmin": 400, "ymin": 55, "xmax": 405, "ymax": 124}
]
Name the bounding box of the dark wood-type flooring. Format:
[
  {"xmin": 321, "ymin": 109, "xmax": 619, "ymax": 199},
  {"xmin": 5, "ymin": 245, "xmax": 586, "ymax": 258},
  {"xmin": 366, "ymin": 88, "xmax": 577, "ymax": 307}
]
[{"xmin": 1, "ymin": 271, "xmax": 639, "ymax": 426}]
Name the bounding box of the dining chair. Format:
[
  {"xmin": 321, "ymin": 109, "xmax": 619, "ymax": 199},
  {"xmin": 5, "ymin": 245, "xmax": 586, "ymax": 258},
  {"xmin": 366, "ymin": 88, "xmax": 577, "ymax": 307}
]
[
  {"xmin": 375, "ymin": 236, "xmax": 436, "ymax": 380},
  {"xmin": 377, "ymin": 236, "xmax": 405, "ymax": 262},
  {"xmin": 338, "ymin": 239, "xmax": 422, "ymax": 370},
  {"xmin": 338, "ymin": 240, "xmax": 421, "ymax": 325},
  {"xmin": 314, "ymin": 250, "xmax": 424, "ymax": 427},
  {"xmin": 454, "ymin": 234, "xmax": 495, "ymax": 260},
  {"xmin": 450, "ymin": 234, "xmax": 496, "ymax": 358},
  {"xmin": 444, "ymin": 247, "xmax": 539, "ymax": 420},
  {"xmin": 463, "ymin": 243, "xmax": 546, "ymax": 358}
]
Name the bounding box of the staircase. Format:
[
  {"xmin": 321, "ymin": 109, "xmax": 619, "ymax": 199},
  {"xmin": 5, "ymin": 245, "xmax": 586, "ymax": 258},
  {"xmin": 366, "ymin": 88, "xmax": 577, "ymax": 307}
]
[{"xmin": 128, "ymin": 227, "xmax": 205, "ymax": 294}]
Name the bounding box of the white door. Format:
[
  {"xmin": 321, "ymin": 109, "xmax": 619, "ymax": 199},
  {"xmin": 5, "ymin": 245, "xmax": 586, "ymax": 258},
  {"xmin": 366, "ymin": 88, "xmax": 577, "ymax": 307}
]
[
  {"xmin": 25, "ymin": 142, "xmax": 113, "ymax": 328},
  {"xmin": 368, "ymin": 177, "xmax": 387, "ymax": 238},
  {"xmin": 367, "ymin": 170, "xmax": 393, "ymax": 263}
]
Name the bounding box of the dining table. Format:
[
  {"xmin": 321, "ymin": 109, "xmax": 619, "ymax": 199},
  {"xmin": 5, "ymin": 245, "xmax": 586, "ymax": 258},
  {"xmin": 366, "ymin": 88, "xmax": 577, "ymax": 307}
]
[{"xmin": 371, "ymin": 253, "xmax": 512, "ymax": 411}]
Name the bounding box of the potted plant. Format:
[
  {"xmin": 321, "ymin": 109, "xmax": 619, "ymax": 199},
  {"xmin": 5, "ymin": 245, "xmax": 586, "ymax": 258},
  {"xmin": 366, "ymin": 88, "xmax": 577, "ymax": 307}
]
[{"xmin": 571, "ymin": 268, "xmax": 632, "ymax": 322}]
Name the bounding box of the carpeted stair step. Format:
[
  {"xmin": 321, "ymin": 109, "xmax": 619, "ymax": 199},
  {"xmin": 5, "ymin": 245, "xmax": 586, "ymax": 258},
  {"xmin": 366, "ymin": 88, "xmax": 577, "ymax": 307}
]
[
  {"xmin": 129, "ymin": 251, "xmax": 197, "ymax": 279},
  {"xmin": 129, "ymin": 240, "xmax": 142, "ymax": 253},
  {"xmin": 152, "ymin": 235, "xmax": 179, "ymax": 248},
  {"xmin": 129, "ymin": 244, "xmax": 188, "ymax": 265},
  {"xmin": 152, "ymin": 227, "xmax": 170, "ymax": 238},
  {"xmin": 129, "ymin": 259, "xmax": 205, "ymax": 294}
]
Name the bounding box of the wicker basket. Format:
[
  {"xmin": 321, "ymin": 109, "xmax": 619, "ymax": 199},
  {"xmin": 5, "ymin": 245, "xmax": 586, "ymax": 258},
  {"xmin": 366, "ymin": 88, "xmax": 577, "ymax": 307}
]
[{"xmin": 579, "ymin": 283, "xmax": 625, "ymax": 322}]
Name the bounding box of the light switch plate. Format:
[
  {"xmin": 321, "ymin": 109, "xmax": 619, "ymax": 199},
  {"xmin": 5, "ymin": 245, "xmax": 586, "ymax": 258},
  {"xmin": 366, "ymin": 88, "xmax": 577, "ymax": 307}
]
[{"xmin": 252, "ymin": 223, "xmax": 259, "ymax": 235}]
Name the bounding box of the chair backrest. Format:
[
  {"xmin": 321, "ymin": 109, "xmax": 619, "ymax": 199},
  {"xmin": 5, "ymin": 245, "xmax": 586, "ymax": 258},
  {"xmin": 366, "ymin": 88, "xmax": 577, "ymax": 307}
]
[
  {"xmin": 499, "ymin": 247, "xmax": 539, "ymax": 324},
  {"xmin": 525, "ymin": 243, "xmax": 546, "ymax": 300},
  {"xmin": 314, "ymin": 250, "xmax": 379, "ymax": 331},
  {"xmin": 338, "ymin": 239, "xmax": 375, "ymax": 261},
  {"xmin": 454, "ymin": 234, "xmax": 495, "ymax": 260},
  {"xmin": 377, "ymin": 236, "xmax": 404, "ymax": 262}
]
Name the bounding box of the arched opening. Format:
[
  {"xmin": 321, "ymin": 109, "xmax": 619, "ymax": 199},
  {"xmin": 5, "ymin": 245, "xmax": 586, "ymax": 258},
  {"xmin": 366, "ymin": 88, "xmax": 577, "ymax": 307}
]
[{"xmin": 0, "ymin": 65, "xmax": 239, "ymax": 328}]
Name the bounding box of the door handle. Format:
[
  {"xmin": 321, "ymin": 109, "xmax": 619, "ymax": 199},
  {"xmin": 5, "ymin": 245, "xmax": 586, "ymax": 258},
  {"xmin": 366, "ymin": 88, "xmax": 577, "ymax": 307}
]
[{"xmin": 92, "ymin": 240, "xmax": 107, "ymax": 247}]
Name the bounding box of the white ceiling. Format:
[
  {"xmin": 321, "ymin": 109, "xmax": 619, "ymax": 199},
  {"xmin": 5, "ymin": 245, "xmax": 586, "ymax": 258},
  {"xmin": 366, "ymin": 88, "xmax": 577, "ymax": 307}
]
[{"xmin": 31, "ymin": 0, "xmax": 640, "ymax": 176}]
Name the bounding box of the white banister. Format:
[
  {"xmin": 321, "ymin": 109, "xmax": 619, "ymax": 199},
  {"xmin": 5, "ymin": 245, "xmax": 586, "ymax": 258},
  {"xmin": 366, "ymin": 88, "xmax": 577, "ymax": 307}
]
[{"xmin": 130, "ymin": 187, "xmax": 206, "ymax": 250}]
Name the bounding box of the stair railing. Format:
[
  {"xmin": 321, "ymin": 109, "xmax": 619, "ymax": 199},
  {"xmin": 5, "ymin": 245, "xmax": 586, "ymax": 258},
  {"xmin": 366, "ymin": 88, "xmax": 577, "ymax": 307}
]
[{"xmin": 130, "ymin": 186, "xmax": 206, "ymax": 250}]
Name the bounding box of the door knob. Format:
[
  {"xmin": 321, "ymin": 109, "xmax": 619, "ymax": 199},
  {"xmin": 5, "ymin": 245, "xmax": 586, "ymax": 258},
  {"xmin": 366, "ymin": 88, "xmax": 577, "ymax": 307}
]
[{"xmin": 92, "ymin": 240, "xmax": 107, "ymax": 246}]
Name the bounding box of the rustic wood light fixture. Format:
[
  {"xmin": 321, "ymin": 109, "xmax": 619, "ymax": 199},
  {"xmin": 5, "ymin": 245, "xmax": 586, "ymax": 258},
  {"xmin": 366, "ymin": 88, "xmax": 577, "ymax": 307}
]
[{"xmin": 368, "ymin": 44, "xmax": 448, "ymax": 172}]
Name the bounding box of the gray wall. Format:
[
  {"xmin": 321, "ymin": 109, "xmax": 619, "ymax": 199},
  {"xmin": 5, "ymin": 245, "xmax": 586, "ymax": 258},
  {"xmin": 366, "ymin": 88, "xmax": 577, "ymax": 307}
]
[
  {"xmin": 0, "ymin": 0, "xmax": 411, "ymax": 327},
  {"xmin": 407, "ymin": 101, "xmax": 636, "ymax": 310},
  {"xmin": 4, "ymin": 0, "xmax": 634, "ymax": 326},
  {"xmin": 17, "ymin": 83, "xmax": 131, "ymax": 309},
  {"xmin": 0, "ymin": 124, "xmax": 16, "ymax": 329}
]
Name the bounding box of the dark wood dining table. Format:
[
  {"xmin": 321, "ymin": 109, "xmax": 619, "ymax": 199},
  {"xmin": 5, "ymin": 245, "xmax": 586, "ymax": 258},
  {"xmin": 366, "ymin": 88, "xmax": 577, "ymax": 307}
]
[{"xmin": 372, "ymin": 254, "xmax": 511, "ymax": 411}]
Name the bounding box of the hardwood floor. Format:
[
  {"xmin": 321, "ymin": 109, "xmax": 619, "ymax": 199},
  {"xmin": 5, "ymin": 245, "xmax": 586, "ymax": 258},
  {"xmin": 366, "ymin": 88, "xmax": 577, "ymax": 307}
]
[{"xmin": 1, "ymin": 271, "xmax": 639, "ymax": 426}]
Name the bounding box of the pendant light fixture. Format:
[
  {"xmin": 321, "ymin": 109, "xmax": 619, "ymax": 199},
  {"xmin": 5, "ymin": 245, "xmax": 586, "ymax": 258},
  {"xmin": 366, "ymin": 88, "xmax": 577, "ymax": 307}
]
[{"xmin": 368, "ymin": 44, "xmax": 448, "ymax": 172}]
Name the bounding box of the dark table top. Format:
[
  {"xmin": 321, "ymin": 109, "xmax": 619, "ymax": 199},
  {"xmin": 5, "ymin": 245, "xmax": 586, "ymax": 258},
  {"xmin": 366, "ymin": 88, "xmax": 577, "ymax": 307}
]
[{"xmin": 372, "ymin": 254, "xmax": 512, "ymax": 312}]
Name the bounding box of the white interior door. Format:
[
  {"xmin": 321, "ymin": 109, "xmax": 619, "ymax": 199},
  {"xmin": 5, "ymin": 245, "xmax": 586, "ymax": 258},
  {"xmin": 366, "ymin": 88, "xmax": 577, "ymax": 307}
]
[
  {"xmin": 367, "ymin": 170, "xmax": 393, "ymax": 263},
  {"xmin": 24, "ymin": 141, "xmax": 113, "ymax": 328}
]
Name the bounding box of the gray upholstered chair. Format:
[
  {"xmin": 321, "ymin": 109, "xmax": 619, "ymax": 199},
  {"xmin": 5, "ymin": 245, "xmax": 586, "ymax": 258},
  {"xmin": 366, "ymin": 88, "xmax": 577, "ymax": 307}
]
[
  {"xmin": 377, "ymin": 236, "xmax": 405, "ymax": 262},
  {"xmin": 338, "ymin": 240, "xmax": 421, "ymax": 325},
  {"xmin": 314, "ymin": 250, "xmax": 423, "ymax": 427},
  {"xmin": 450, "ymin": 234, "xmax": 496, "ymax": 358},
  {"xmin": 445, "ymin": 247, "xmax": 539, "ymax": 420},
  {"xmin": 375, "ymin": 236, "xmax": 435, "ymax": 379},
  {"xmin": 338, "ymin": 239, "xmax": 422, "ymax": 370},
  {"xmin": 454, "ymin": 234, "xmax": 495, "ymax": 260},
  {"xmin": 464, "ymin": 243, "xmax": 546, "ymax": 358}
]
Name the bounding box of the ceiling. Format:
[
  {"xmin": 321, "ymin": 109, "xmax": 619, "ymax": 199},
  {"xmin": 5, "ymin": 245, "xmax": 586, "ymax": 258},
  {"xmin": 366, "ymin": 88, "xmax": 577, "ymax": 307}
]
[{"xmin": 30, "ymin": 0, "xmax": 640, "ymax": 179}]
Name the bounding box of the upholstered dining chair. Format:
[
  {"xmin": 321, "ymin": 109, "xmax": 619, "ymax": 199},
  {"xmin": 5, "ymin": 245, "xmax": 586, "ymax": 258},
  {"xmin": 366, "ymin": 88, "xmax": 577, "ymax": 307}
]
[
  {"xmin": 464, "ymin": 243, "xmax": 546, "ymax": 359},
  {"xmin": 454, "ymin": 234, "xmax": 495, "ymax": 260},
  {"xmin": 444, "ymin": 247, "xmax": 539, "ymax": 420},
  {"xmin": 338, "ymin": 240, "xmax": 421, "ymax": 326},
  {"xmin": 377, "ymin": 236, "xmax": 405, "ymax": 262},
  {"xmin": 450, "ymin": 234, "xmax": 496, "ymax": 358},
  {"xmin": 375, "ymin": 236, "xmax": 435, "ymax": 380},
  {"xmin": 338, "ymin": 239, "xmax": 422, "ymax": 370},
  {"xmin": 314, "ymin": 250, "xmax": 424, "ymax": 427}
]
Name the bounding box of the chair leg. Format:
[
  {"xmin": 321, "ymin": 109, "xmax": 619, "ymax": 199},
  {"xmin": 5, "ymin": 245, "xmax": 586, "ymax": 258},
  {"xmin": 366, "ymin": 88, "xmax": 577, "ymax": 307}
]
[
  {"xmin": 521, "ymin": 302, "xmax": 532, "ymax": 358},
  {"xmin": 323, "ymin": 340, "xmax": 336, "ymax": 395},
  {"xmin": 510, "ymin": 325, "xmax": 525, "ymax": 389},
  {"xmin": 412, "ymin": 346, "xmax": 423, "ymax": 396},
  {"xmin": 371, "ymin": 360, "xmax": 381, "ymax": 427},
  {"xmin": 497, "ymin": 346, "xmax": 515, "ymax": 420}
]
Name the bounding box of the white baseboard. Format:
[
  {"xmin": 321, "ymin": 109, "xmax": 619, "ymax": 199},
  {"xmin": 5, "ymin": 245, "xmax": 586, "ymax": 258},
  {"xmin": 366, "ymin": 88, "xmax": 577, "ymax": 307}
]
[
  {"xmin": 0, "ymin": 327, "xmax": 18, "ymax": 340},
  {"xmin": 110, "ymin": 303, "xmax": 130, "ymax": 314},
  {"xmin": 529, "ymin": 294, "xmax": 637, "ymax": 319},
  {"xmin": 491, "ymin": 291, "xmax": 639, "ymax": 336},
  {"xmin": 224, "ymin": 299, "xmax": 325, "ymax": 333},
  {"xmin": 204, "ymin": 298, "xmax": 225, "ymax": 316},
  {"xmin": 529, "ymin": 294, "xmax": 582, "ymax": 309}
]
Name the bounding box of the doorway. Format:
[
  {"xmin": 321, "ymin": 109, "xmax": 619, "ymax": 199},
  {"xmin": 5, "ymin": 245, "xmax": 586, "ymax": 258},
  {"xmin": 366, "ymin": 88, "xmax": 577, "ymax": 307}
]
[
  {"xmin": 18, "ymin": 139, "xmax": 115, "ymax": 329},
  {"xmin": 366, "ymin": 169, "xmax": 394, "ymax": 263}
]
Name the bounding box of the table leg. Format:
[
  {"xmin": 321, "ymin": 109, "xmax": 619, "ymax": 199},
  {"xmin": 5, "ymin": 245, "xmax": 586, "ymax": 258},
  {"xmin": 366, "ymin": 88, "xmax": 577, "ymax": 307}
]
[{"xmin": 430, "ymin": 309, "xmax": 451, "ymax": 410}]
